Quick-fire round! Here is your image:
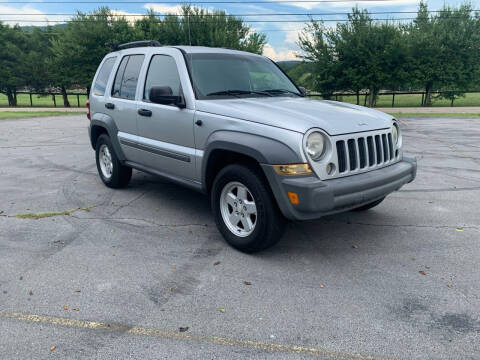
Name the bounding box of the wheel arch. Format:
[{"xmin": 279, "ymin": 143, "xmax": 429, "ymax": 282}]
[
  {"xmin": 201, "ymin": 131, "xmax": 300, "ymax": 194},
  {"xmin": 89, "ymin": 113, "xmax": 126, "ymax": 161}
]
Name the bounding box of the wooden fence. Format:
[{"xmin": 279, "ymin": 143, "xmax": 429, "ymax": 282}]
[
  {"xmin": 0, "ymin": 91, "xmax": 88, "ymax": 107},
  {"xmin": 306, "ymin": 90, "xmax": 480, "ymax": 107},
  {"xmin": 2, "ymin": 90, "xmax": 480, "ymax": 108}
]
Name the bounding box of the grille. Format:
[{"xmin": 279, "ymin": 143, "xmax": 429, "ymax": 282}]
[{"xmin": 335, "ymin": 130, "xmax": 396, "ymax": 175}]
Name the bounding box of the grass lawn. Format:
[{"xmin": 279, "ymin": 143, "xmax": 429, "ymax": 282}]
[
  {"xmin": 312, "ymin": 92, "xmax": 480, "ymax": 107},
  {"xmin": 0, "ymin": 93, "xmax": 87, "ymax": 107},
  {"xmin": 389, "ymin": 112, "xmax": 480, "ymax": 118},
  {"xmin": 0, "ymin": 111, "xmax": 82, "ymax": 120}
]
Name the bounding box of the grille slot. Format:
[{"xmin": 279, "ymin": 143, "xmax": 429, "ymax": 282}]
[
  {"xmin": 347, "ymin": 139, "xmax": 357, "ymax": 170},
  {"xmin": 375, "ymin": 135, "xmax": 382, "ymax": 164},
  {"xmin": 336, "ymin": 140, "xmax": 347, "ymax": 173},
  {"xmin": 382, "ymin": 134, "xmax": 388, "ymax": 162},
  {"xmin": 367, "ymin": 136, "xmax": 375, "ymax": 166},
  {"xmin": 358, "ymin": 137, "xmax": 367, "ymax": 168},
  {"xmin": 388, "ymin": 133, "xmax": 394, "ymax": 159},
  {"xmin": 333, "ymin": 130, "xmax": 395, "ymax": 178}
]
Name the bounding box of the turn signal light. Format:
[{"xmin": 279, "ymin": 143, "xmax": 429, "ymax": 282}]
[
  {"xmin": 288, "ymin": 192, "xmax": 299, "ymax": 205},
  {"xmin": 273, "ymin": 163, "xmax": 312, "ymax": 176}
]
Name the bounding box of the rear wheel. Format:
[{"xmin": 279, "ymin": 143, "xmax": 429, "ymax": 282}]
[
  {"xmin": 352, "ymin": 197, "xmax": 385, "ymax": 211},
  {"xmin": 211, "ymin": 164, "xmax": 285, "ymax": 253},
  {"xmin": 95, "ymin": 134, "xmax": 132, "ymax": 188}
]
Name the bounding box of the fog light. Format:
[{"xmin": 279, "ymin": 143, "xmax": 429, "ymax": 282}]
[
  {"xmin": 326, "ymin": 162, "xmax": 335, "ymax": 175},
  {"xmin": 273, "ymin": 163, "xmax": 312, "ymax": 176}
]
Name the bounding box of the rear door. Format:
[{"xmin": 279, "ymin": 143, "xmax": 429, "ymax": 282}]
[
  {"xmin": 135, "ymin": 49, "xmax": 196, "ymax": 181},
  {"xmin": 103, "ymin": 53, "xmax": 145, "ymax": 161},
  {"xmin": 89, "ymin": 55, "xmax": 117, "ymax": 117}
]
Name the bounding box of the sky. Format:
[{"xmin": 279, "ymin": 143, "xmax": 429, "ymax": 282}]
[{"xmin": 0, "ymin": 0, "xmax": 474, "ymax": 61}]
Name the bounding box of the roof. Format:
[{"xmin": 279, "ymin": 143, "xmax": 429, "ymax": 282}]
[{"xmin": 107, "ymin": 42, "xmax": 264, "ymax": 58}]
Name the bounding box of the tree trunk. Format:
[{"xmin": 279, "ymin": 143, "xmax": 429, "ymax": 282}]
[
  {"xmin": 424, "ymin": 85, "xmax": 432, "ymax": 106},
  {"xmin": 13, "ymin": 90, "xmax": 17, "ymax": 106},
  {"xmin": 356, "ymin": 91, "xmax": 360, "ymax": 105},
  {"xmin": 6, "ymin": 88, "xmax": 16, "ymax": 106},
  {"xmin": 61, "ymin": 85, "xmax": 70, "ymax": 107},
  {"xmin": 368, "ymin": 89, "xmax": 377, "ymax": 107},
  {"xmin": 450, "ymin": 98, "xmax": 454, "ymax": 107},
  {"xmin": 86, "ymin": 86, "xmax": 90, "ymax": 97}
]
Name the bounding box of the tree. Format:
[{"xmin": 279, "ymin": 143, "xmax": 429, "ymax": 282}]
[
  {"xmin": 0, "ymin": 24, "xmax": 22, "ymax": 105},
  {"xmin": 47, "ymin": 5, "xmax": 265, "ymax": 105},
  {"xmin": 50, "ymin": 8, "xmax": 136, "ymax": 102},
  {"xmin": 134, "ymin": 6, "xmax": 266, "ymax": 54},
  {"xmin": 284, "ymin": 62, "xmax": 315, "ymax": 90},
  {"xmin": 407, "ymin": 2, "xmax": 478, "ymax": 106},
  {"xmin": 299, "ymin": 8, "xmax": 409, "ymax": 106},
  {"xmin": 297, "ymin": 20, "xmax": 339, "ymax": 99},
  {"xmin": 434, "ymin": 4, "xmax": 478, "ymax": 106}
]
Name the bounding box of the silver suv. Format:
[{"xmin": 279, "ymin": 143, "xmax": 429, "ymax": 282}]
[{"xmin": 87, "ymin": 41, "xmax": 417, "ymax": 253}]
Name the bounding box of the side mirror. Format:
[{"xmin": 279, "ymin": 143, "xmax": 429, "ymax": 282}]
[
  {"xmin": 149, "ymin": 86, "xmax": 185, "ymax": 108},
  {"xmin": 298, "ymin": 87, "xmax": 307, "ymax": 96}
]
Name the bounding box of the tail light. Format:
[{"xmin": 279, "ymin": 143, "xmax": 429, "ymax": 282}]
[{"xmin": 86, "ymin": 99, "xmax": 91, "ymax": 120}]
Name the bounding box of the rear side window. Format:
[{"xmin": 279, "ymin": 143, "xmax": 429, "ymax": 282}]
[
  {"xmin": 112, "ymin": 55, "xmax": 145, "ymax": 100},
  {"xmin": 93, "ymin": 57, "xmax": 116, "ymax": 96},
  {"xmin": 144, "ymin": 55, "xmax": 181, "ymax": 101}
]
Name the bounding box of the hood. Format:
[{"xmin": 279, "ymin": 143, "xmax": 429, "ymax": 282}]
[{"xmin": 195, "ymin": 97, "xmax": 393, "ymax": 135}]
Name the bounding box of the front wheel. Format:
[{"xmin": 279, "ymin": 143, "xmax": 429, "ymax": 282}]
[{"xmin": 211, "ymin": 164, "xmax": 285, "ymax": 253}]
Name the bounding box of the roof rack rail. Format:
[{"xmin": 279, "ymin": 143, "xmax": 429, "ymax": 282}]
[{"xmin": 106, "ymin": 40, "xmax": 162, "ymax": 51}]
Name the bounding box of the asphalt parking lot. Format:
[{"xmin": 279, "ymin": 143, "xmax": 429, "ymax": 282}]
[{"xmin": 0, "ymin": 114, "xmax": 479, "ymax": 359}]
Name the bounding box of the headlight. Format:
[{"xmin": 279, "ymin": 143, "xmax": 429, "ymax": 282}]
[
  {"xmin": 306, "ymin": 131, "xmax": 327, "ymax": 161},
  {"xmin": 392, "ymin": 122, "xmax": 399, "ymax": 145}
]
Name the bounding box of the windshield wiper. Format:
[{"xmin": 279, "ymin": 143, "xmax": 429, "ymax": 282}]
[
  {"xmin": 206, "ymin": 90, "xmax": 273, "ymax": 97},
  {"xmin": 263, "ymin": 89, "xmax": 301, "ymax": 96}
]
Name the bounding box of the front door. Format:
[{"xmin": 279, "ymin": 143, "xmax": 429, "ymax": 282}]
[{"xmin": 136, "ymin": 52, "xmax": 196, "ymax": 181}]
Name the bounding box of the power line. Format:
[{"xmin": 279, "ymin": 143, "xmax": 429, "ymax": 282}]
[
  {"xmin": 0, "ymin": 17, "xmax": 442, "ymax": 23},
  {"xmin": 1, "ymin": 10, "xmax": 478, "ymax": 17},
  {"xmin": 0, "ymin": 18, "xmax": 425, "ymax": 22},
  {"xmin": 0, "ymin": 0, "xmax": 403, "ymax": 4}
]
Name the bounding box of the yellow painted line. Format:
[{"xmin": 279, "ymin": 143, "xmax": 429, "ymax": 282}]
[{"xmin": 0, "ymin": 311, "xmax": 406, "ymax": 360}]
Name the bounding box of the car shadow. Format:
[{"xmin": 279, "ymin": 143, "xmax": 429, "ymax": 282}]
[{"xmin": 128, "ymin": 171, "xmax": 396, "ymax": 258}]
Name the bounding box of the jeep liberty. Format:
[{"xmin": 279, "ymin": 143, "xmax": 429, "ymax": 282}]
[{"xmin": 87, "ymin": 41, "xmax": 417, "ymax": 253}]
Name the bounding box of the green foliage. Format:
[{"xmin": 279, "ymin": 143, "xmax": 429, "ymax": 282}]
[
  {"xmin": 405, "ymin": 2, "xmax": 479, "ymax": 105},
  {"xmin": 296, "ymin": 2, "xmax": 480, "ymax": 106},
  {"xmin": 1, "ymin": 3, "xmax": 479, "ymax": 108},
  {"xmin": 134, "ymin": 6, "xmax": 265, "ymax": 53},
  {"xmin": 49, "ymin": 8, "xmax": 136, "ymax": 91},
  {"xmin": 48, "ymin": 5, "xmax": 265, "ymax": 92},
  {"xmin": 0, "ymin": 6, "xmax": 266, "ymax": 105},
  {"xmin": 286, "ymin": 62, "xmax": 315, "ymax": 89}
]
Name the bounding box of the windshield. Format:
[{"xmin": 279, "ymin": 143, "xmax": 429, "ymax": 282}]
[{"xmin": 187, "ymin": 53, "xmax": 301, "ymax": 99}]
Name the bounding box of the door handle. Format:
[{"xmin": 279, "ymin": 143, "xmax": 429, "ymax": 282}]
[
  {"xmin": 105, "ymin": 103, "xmax": 115, "ymax": 110},
  {"xmin": 138, "ymin": 109, "xmax": 152, "ymax": 117}
]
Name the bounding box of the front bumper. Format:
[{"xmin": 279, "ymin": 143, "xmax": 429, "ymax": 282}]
[{"xmin": 262, "ymin": 156, "xmax": 417, "ymax": 221}]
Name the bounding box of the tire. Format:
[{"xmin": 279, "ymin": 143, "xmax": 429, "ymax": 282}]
[
  {"xmin": 211, "ymin": 164, "xmax": 285, "ymax": 253},
  {"xmin": 95, "ymin": 134, "xmax": 132, "ymax": 188},
  {"xmin": 352, "ymin": 197, "xmax": 385, "ymax": 211}
]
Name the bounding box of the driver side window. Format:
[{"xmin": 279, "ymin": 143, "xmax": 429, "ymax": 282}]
[{"xmin": 144, "ymin": 55, "xmax": 181, "ymax": 102}]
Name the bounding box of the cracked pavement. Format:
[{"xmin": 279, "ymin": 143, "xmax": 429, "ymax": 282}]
[{"xmin": 0, "ymin": 115, "xmax": 479, "ymax": 359}]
